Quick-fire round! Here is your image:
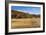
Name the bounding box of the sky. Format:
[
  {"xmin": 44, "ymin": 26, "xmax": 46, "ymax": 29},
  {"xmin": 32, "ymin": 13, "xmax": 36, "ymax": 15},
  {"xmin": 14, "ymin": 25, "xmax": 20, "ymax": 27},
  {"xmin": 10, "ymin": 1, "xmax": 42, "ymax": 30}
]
[{"xmin": 11, "ymin": 6, "xmax": 41, "ymax": 15}]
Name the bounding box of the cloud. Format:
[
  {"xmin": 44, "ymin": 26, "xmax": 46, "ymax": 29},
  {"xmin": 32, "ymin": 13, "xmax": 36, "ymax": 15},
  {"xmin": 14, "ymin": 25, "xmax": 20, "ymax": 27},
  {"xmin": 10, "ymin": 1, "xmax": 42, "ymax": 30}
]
[{"xmin": 15, "ymin": 10, "xmax": 40, "ymax": 15}]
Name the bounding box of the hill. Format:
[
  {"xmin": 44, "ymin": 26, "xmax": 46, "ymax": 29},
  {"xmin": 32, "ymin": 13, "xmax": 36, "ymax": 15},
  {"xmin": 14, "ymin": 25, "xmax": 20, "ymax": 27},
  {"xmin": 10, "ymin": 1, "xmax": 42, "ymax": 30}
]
[{"xmin": 11, "ymin": 10, "xmax": 40, "ymax": 18}]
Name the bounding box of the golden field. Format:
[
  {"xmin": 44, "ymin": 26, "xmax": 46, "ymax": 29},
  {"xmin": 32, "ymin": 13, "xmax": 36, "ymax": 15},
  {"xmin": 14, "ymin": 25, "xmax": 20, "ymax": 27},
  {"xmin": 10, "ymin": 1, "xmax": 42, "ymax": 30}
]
[{"xmin": 11, "ymin": 18, "xmax": 40, "ymax": 29}]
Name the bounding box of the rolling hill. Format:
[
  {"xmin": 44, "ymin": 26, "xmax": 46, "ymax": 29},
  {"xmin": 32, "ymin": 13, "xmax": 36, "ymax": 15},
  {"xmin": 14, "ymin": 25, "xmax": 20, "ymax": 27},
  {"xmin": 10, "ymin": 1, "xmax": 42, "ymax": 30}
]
[{"xmin": 11, "ymin": 10, "xmax": 40, "ymax": 18}]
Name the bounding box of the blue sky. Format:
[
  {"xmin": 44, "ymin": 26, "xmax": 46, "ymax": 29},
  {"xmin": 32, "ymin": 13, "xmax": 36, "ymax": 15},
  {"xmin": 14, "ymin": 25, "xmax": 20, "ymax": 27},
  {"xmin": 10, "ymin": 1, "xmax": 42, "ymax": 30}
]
[{"xmin": 11, "ymin": 6, "xmax": 40, "ymax": 15}]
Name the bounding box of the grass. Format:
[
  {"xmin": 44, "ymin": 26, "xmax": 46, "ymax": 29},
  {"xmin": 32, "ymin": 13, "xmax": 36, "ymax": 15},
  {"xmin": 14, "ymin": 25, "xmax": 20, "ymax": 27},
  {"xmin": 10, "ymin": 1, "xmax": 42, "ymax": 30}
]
[
  {"xmin": 11, "ymin": 10, "xmax": 40, "ymax": 29},
  {"xmin": 11, "ymin": 18, "xmax": 40, "ymax": 29}
]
